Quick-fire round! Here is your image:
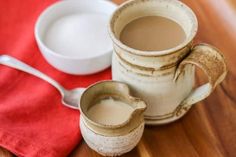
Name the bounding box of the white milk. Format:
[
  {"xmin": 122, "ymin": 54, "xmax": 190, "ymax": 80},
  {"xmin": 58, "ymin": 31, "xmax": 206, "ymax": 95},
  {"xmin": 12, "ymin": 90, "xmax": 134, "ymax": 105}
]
[
  {"xmin": 43, "ymin": 13, "xmax": 112, "ymax": 58},
  {"xmin": 87, "ymin": 98, "xmax": 134, "ymax": 125}
]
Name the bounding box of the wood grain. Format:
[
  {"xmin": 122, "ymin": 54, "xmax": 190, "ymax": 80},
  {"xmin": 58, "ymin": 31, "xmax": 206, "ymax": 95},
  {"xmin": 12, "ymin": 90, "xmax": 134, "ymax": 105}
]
[
  {"xmin": 0, "ymin": 147, "xmax": 14, "ymax": 157},
  {"xmin": 1, "ymin": 0, "xmax": 236, "ymax": 157}
]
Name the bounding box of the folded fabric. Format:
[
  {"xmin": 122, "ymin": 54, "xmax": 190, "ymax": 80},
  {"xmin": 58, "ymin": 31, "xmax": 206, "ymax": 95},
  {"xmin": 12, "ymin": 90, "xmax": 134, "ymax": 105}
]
[{"xmin": 0, "ymin": 0, "xmax": 111, "ymax": 156}]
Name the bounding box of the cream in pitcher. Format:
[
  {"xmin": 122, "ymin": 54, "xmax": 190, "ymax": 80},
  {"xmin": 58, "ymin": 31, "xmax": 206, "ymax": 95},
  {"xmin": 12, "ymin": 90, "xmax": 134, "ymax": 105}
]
[{"xmin": 109, "ymin": 0, "xmax": 227, "ymax": 125}]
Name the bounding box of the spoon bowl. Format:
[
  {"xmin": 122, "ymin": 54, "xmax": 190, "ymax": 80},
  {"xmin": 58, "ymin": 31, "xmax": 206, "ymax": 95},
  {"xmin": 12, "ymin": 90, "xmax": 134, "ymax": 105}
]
[{"xmin": 63, "ymin": 88, "xmax": 86, "ymax": 109}]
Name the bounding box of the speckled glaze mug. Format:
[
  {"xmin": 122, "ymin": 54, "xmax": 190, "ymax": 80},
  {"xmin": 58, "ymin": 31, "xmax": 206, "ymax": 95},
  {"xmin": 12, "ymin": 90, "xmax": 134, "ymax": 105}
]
[
  {"xmin": 79, "ymin": 81, "xmax": 146, "ymax": 156},
  {"xmin": 109, "ymin": 0, "xmax": 227, "ymax": 125}
]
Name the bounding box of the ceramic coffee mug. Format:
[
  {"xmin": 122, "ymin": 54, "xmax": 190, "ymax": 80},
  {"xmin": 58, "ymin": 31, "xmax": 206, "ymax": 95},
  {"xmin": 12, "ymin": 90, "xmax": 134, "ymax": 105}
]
[{"xmin": 109, "ymin": 0, "xmax": 227, "ymax": 125}]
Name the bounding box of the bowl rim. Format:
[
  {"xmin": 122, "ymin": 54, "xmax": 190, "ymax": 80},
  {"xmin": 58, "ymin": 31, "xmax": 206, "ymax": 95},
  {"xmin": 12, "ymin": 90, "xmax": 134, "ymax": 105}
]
[{"xmin": 34, "ymin": 0, "xmax": 117, "ymax": 60}]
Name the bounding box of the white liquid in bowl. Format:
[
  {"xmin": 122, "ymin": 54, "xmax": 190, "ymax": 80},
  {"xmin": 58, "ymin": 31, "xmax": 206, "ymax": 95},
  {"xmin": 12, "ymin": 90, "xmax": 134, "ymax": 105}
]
[{"xmin": 43, "ymin": 13, "xmax": 112, "ymax": 58}]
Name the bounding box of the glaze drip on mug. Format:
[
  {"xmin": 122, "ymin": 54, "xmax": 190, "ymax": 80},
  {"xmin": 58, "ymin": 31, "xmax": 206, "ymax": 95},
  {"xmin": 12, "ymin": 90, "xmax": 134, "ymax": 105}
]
[{"xmin": 87, "ymin": 98, "xmax": 134, "ymax": 125}]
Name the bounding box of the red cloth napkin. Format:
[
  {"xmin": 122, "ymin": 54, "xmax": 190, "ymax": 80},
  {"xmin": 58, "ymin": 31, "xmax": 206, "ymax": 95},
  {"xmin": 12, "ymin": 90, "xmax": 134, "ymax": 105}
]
[{"xmin": 0, "ymin": 0, "xmax": 111, "ymax": 157}]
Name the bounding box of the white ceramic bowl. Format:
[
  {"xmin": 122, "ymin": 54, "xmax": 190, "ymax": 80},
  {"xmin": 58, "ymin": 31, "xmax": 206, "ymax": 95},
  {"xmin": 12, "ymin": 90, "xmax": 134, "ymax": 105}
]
[{"xmin": 35, "ymin": 0, "xmax": 117, "ymax": 75}]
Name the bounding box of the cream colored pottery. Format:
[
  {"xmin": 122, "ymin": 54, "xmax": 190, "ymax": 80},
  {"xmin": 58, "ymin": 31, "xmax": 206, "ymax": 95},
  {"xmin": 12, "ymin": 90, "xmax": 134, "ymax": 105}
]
[
  {"xmin": 109, "ymin": 0, "xmax": 227, "ymax": 125},
  {"xmin": 79, "ymin": 81, "xmax": 147, "ymax": 156}
]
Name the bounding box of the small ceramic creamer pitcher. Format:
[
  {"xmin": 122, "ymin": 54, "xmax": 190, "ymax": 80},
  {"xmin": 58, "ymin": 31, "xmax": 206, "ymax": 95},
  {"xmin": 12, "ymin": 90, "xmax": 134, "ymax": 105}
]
[
  {"xmin": 79, "ymin": 81, "xmax": 146, "ymax": 156},
  {"xmin": 109, "ymin": 0, "xmax": 227, "ymax": 125}
]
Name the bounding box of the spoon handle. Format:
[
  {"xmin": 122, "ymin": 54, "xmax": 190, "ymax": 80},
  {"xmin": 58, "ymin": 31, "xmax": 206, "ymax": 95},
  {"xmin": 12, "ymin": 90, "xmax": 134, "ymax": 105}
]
[{"xmin": 0, "ymin": 55, "xmax": 65, "ymax": 94}]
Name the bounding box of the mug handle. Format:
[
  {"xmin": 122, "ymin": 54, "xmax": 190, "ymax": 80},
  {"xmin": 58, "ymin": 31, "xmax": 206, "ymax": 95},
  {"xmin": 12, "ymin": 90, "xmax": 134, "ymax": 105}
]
[{"xmin": 174, "ymin": 43, "xmax": 227, "ymax": 116}]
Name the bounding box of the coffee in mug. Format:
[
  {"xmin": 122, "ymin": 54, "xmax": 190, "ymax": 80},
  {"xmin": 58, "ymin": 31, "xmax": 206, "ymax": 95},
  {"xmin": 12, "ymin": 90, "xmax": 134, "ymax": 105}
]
[{"xmin": 120, "ymin": 16, "xmax": 186, "ymax": 51}]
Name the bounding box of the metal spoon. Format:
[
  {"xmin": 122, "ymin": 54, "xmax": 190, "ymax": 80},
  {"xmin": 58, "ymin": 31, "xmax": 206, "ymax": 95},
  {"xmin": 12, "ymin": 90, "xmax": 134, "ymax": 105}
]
[{"xmin": 0, "ymin": 55, "xmax": 85, "ymax": 110}]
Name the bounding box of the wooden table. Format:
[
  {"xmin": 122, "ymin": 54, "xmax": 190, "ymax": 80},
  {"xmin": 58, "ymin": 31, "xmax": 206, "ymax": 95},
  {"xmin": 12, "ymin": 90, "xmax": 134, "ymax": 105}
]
[{"xmin": 1, "ymin": 0, "xmax": 236, "ymax": 156}]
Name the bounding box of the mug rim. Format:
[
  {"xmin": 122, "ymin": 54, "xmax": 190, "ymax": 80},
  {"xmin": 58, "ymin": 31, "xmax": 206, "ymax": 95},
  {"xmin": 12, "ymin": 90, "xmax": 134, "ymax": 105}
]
[{"xmin": 108, "ymin": 0, "xmax": 198, "ymax": 56}]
